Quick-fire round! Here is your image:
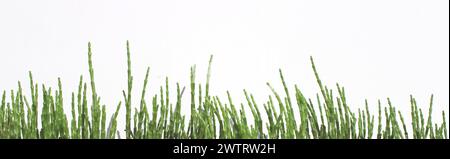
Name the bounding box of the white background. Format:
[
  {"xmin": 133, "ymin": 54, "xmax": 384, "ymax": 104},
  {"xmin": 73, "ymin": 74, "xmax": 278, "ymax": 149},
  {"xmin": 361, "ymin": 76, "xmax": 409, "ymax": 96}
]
[{"xmin": 0, "ymin": 0, "xmax": 448, "ymax": 134}]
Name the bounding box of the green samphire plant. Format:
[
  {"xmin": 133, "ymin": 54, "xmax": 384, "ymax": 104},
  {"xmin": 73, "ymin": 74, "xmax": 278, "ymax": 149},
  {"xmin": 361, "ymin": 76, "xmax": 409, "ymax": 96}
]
[{"xmin": 0, "ymin": 41, "xmax": 448, "ymax": 139}]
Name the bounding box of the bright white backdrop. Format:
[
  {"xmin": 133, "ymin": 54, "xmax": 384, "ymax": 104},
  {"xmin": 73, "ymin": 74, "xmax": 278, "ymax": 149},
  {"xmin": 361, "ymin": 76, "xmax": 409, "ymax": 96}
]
[{"xmin": 0, "ymin": 0, "xmax": 448, "ymax": 134}]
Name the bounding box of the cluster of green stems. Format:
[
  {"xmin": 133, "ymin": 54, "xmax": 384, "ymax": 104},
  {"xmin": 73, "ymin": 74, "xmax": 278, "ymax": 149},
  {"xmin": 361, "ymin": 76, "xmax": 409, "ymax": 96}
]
[{"xmin": 0, "ymin": 42, "xmax": 448, "ymax": 139}]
